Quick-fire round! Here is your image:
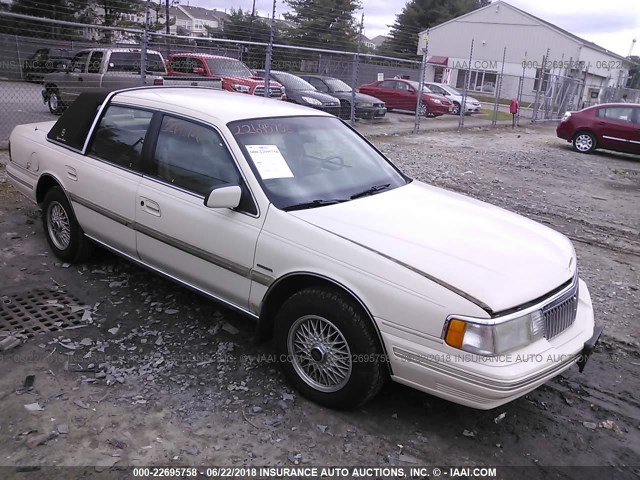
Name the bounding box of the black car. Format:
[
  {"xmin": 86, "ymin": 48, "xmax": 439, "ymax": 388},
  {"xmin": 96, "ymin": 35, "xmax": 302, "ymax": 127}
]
[
  {"xmin": 254, "ymin": 70, "xmax": 341, "ymax": 117},
  {"xmin": 23, "ymin": 48, "xmax": 72, "ymax": 82},
  {"xmin": 299, "ymin": 75, "xmax": 387, "ymax": 119}
]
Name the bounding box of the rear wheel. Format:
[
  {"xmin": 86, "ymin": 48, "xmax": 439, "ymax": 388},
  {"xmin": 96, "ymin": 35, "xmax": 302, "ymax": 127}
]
[
  {"xmin": 42, "ymin": 187, "xmax": 93, "ymax": 263},
  {"xmin": 274, "ymin": 287, "xmax": 386, "ymax": 409},
  {"xmin": 47, "ymin": 88, "xmax": 66, "ymax": 115},
  {"xmin": 572, "ymin": 131, "xmax": 596, "ymax": 153}
]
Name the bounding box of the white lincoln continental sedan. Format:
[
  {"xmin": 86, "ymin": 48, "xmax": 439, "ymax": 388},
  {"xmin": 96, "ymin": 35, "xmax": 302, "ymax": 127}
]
[{"xmin": 6, "ymin": 87, "xmax": 602, "ymax": 409}]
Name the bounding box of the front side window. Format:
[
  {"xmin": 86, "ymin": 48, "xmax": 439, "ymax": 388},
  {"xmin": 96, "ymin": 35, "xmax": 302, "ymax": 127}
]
[
  {"xmin": 88, "ymin": 51, "xmax": 103, "ymax": 74},
  {"xmin": 229, "ymin": 116, "xmax": 408, "ymax": 210},
  {"xmin": 89, "ymin": 105, "xmax": 153, "ymax": 170},
  {"xmin": 152, "ymin": 116, "xmax": 241, "ymax": 196},
  {"xmin": 70, "ymin": 51, "xmax": 90, "ymax": 73}
]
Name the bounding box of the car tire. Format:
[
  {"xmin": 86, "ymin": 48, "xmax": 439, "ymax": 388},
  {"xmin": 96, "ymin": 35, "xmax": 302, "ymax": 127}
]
[
  {"xmin": 274, "ymin": 286, "xmax": 387, "ymax": 409},
  {"xmin": 419, "ymin": 102, "xmax": 429, "ymax": 117},
  {"xmin": 42, "ymin": 187, "xmax": 93, "ymax": 263},
  {"xmin": 572, "ymin": 131, "xmax": 596, "ymax": 153},
  {"xmin": 452, "ymin": 102, "xmax": 461, "ymax": 115},
  {"xmin": 47, "ymin": 88, "xmax": 66, "ymax": 115}
]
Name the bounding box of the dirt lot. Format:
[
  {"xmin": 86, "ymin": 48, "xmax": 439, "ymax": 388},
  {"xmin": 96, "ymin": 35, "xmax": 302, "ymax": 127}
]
[{"xmin": 0, "ymin": 124, "xmax": 639, "ymax": 479}]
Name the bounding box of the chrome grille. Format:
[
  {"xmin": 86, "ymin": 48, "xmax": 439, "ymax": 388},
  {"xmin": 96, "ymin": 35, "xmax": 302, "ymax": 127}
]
[
  {"xmin": 254, "ymin": 86, "xmax": 283, "ymax": 97},
  {"xmin": 542, "ymin": 281, "xmax": 579, "ymax": 339}
]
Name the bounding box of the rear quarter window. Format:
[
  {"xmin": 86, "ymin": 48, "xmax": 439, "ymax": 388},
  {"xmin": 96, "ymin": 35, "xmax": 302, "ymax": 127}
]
[{"xmin": 89, "ymin": 105, "xmax": 154, "ymax": 170}]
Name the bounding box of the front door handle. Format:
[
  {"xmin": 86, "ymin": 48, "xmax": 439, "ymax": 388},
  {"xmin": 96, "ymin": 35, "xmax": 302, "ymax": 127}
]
[{"xmin": 78, "ymin": 76, "xmax": 83, "ymax": 82}]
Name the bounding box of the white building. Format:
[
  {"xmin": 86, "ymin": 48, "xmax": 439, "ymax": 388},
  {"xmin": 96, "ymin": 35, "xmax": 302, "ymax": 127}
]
[{"xmin": 417, "ymin": 1, "xmax": 632, "ymax": 106}]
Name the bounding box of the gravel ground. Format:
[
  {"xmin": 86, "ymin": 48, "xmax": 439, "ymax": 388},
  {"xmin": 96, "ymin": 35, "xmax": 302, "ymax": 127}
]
[{"xmin": 0, "ymin": 125, "xmax": 639, "ymax": 478}]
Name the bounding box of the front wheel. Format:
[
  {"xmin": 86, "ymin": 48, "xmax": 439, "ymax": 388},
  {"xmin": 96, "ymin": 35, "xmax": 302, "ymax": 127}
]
[
  {"xmin": 42, "ymin": 187, "xmax": 93, "ymax": 263},
  {"xmin": 47, "ymin": 88, "xmax": 66, "ymax": 115},
  {"xmin": 274, "ymin": 287, "xmax": 386, "ymax": 409},
  {"xmin": 452, "ymin": 102, "xmax": 461, "ymax": 115},
  {"xmin": 572, "ymin": 131, "xmax": 596, "ymax": 153},
  {"xmin": 418, "ymin": 102, "xmax": 429, "ymax": 117}
]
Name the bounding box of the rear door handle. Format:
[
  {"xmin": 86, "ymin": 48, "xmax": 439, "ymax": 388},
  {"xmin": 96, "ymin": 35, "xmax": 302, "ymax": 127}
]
[
  {"xmin": 597, "ymin": 121, "xmax": 606, "ymax": 125},
  {"xmin": 140, "ymin": 197, "xmax": 161, "ymax": 217},
  {"xmin": 65, "ymin": 166, "xmax": 77, "ymax": 181},
  {"xmin": 78, "ymin": 76, "xmax": 83, "ymax": 82}
]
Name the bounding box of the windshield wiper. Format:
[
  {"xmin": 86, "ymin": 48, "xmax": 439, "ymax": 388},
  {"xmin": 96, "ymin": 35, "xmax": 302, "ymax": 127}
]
[
  {"xmin": 350, "ymin": 184, "xmax": 391, "ymax": 200},
  {"xmin": 283, "ymin": 199, "xmax": 346, "ymax": 211}
]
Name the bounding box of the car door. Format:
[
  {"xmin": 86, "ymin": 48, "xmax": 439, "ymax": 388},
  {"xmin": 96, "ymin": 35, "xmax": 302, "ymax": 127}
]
[
  {"xmin": 394, "ymin": 81, "xmax": 416, "ymax": 111},
  {"xmin": 58, "ymin": 50, "xmax": 90, "ymax": 104},
  {"xmin": 369, "ymin": 81, "xmax": 396, "ymax": 107},
  {"xmin": 73, "ymin": 104, "xmax": 154, "ymax": 257},
  {"xmin": 136, "ymin": 114, "xmax": 264, "ymax": 309},
  {"xmin": 81, "ymin": 51, "xmax": 104, "ymax": 92},
  {"xmin": 595, "ymin": 106, "xmax": 638, "ymax": 152}
]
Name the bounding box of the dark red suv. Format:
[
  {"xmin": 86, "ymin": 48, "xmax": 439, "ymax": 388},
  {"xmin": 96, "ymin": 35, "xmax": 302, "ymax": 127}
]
[
  {"xmin": 358, "ymin": 79, "xmax": 453, "ymax": 117},
  {"xmin": 556, "ymin": 103, "xmax": 640, "ymax": 155}
]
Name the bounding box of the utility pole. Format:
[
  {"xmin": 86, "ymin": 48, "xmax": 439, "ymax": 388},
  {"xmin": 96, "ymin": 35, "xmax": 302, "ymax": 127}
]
[
  {"xmin": 263, "ymin": 0, "xmax": 276, "ymax": 98},
  {"xmin": 165, "ymin": 0, "xmax": 170, "ymax": 35}
]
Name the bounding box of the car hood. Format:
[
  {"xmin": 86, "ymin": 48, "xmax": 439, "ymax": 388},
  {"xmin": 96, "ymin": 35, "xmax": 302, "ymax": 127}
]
[
  {"xmin": 288, "ymin": 89, "xmax": 340, "ymax": 103},
  {"xmin": 289, "ymin": 181, "xmax": 575, "ymax": 313},
  {"xmin": 224, "ymin": 75, "xmax": 281, "ymax": 87},
  {"xmin": 329, "ymin": 91, "xmax": 384, "ymax": 104}
]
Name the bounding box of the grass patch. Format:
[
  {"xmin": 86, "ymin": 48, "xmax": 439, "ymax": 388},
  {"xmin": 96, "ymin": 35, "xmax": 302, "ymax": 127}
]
[{"xmin": 479, "ymin": 108, "xmax": 513, "ymax": 121}]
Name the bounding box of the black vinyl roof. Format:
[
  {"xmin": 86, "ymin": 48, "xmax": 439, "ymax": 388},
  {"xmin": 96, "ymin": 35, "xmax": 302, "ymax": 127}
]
[{"xmin": 47, "ymin": 92, "xmax": 110, "ymax": 151}]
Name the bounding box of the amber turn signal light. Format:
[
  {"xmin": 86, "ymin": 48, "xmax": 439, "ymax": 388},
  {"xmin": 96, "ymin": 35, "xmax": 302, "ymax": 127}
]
[{"xmin": 445, "ymin": 319, "xmax": 467, "ymax": 348}]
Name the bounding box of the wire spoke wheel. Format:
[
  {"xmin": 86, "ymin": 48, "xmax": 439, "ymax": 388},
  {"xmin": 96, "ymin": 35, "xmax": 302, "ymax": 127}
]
[
  {"xmin": 47, "ymin": 201, "xmax": 71, "ymax": 250},
  {"xmin": 288, "ymin": 315, "xmax": 352, "ymax": 393}
]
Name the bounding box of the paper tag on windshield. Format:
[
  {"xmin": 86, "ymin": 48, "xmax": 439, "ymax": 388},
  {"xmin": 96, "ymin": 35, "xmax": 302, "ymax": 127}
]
[{"xmin": 245, "ymin": 145, "xmax": 294, "ymax": 180}]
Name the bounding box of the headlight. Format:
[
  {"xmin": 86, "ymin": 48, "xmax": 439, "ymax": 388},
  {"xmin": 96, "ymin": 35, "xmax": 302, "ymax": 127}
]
[
  {"xmin": 232, "ymin": 84, "xmax": 251, "ymax": 93},
  {"xmin": 356, "ymin": 102, "xmax": 373, "ymax": 108},
  {"xmin": 432, "ymin": 99, "xmax": 442, "ymax": 104},
  {"xmin": 301, "ymin": 96, "xmax": 322, "ymax": 106},
  {"xmin": 561, "ymin": 112, "xmax": 572, "ymax": 122},
  {"xmin": 444, "ymin": 310, "xmax": 545, "ymax": 356}
]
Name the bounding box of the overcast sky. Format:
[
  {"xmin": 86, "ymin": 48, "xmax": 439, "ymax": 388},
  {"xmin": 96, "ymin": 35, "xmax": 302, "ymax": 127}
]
[{"xmin": 184, "ymin": 0, "xmax": 640, "ymax": 57}]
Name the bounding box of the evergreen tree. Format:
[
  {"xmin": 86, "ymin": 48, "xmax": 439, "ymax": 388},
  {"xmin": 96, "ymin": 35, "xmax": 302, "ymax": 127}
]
[
  {"xmin": 382, "ymin": 0, "xmax": 491, "ymax": 58},
  {"xmin": 283, "ymin": 0, "xmax": 361, "ymax": 51},
  {"xmin": 5, "ymin": 0, "xmax": 91, "ymax": 39}
]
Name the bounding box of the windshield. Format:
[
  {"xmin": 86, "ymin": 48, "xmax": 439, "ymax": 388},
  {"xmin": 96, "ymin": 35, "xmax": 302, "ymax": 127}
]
[
  {"xmin": 408, "ymin": 81, "xmax": 432, "ymax": 93},
  {"xmin": 263, "ymin": 71, "xmax": 315, "ymax": 91},
  {"xmin": 441, "ymin": 85, "xmax": 461, "ymax": 95},
  {"xmin": 229, "ymin": 116, "xmax": 408, "ymax": 210},
  {"xmin": 325, "ymin": 78, "xmax": 351, "ymax": 92},
  {"xmin": 207, "ymin": 58, "xmax": 253, "ymax": 77}
]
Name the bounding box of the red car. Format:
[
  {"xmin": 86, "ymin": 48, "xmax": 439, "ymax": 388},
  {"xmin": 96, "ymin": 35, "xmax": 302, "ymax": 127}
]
[
  {"xmin": 556, "ymin": 103, "xmax": 640, "ymax": 154},
  {"xmin": 358, "ymin": 78, "xmax": 453, "ymax": 116},
  {"xmin": 166, "ymin": 53, "xmax": 285, "ymax": 99}
]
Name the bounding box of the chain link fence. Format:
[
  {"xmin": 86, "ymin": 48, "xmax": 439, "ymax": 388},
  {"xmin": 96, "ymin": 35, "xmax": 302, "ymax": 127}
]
[{"xmin": 1, "ymin": 4, "xmax": 639, "ymax": 143}]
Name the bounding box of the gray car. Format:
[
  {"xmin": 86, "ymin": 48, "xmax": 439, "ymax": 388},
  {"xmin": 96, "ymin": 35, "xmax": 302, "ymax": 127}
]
[{"xmin": 42, "ymin": 48, "xmax": 166, "ymax": 114}]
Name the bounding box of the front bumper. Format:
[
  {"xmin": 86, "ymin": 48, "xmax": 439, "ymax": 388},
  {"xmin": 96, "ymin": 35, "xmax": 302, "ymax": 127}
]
[
  {"xmin": 380, "ymin": 279, "xmax": 597, "ymax": 409},
  {"xmin": 356, "ymin": 106, "xmax": 387, "ymax": 119}
]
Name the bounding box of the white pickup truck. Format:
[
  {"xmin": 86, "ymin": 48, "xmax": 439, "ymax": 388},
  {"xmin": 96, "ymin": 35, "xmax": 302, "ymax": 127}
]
[
  {"xmin": 41, "ymin": 48, "xmax": 222, "ymax": 114},
  {"xmin": 6, "ymin": 87, "xmax": 602, "ymax": 409}
]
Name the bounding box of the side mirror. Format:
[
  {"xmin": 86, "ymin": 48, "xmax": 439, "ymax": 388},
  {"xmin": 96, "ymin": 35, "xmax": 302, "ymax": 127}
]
[
  {"xmin": 408, "ymin": 87, "xmax": 416, "ymax": 94},
  {"xmin": 193, "ymin": 67, "xmax": 205, "ymax": 75},
  {"xmin": 204, "ymin": 185, "xmax": 242, "ymax": 209}
]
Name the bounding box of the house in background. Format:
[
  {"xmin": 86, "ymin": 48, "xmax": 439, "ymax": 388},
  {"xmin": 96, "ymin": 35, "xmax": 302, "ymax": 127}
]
[
  {"xmin": 371, "ymin": 35, "xmax": 387, "ymax": 50},
  {"xmin": 358, "ymin": 34, "xmax": 375, "ymax": 50},
  {"xmin": 417, "ymin": 0, "xmax": 632, "ymax": 106},
  {"xmin": 171, "ymin": 5, "xmax": 229, "ymax": 37}
]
